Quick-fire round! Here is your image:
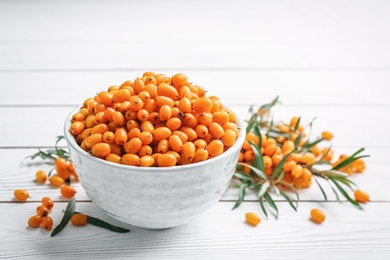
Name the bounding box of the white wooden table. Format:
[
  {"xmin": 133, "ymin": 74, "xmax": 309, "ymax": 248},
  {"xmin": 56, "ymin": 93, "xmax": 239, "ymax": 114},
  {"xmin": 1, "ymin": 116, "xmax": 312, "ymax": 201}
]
[{"xmin": 1, "ymin": 0, "xmax": 390, "ymax": 259}]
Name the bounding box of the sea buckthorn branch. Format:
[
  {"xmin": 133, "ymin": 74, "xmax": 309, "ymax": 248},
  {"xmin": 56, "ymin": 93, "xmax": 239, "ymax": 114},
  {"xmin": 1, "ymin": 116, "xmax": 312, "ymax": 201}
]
[
  {"xmin": 232, "ymin": 97, "xmax": 369, "ymax": 218},
  {"xmin": 24, "ymin": 135, "xmax": 70, "ymax": 163}
]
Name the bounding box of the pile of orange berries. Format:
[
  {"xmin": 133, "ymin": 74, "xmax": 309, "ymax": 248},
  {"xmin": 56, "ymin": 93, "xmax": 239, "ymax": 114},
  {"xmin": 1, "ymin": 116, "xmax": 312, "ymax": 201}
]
[
  {"xmin": 36, "ymin": 158, "xmax": 78, "ymax": 198},
  {"xmin": 27, "ymin": 197, "xmax": 54, "ymax": 230},
  {"xmin": 238, "ymin": 115, "xmax": 367, "ymax": 189},
  {"xmin": 69, "ymin": 72, "xmax": 240, "ymax": 167}
]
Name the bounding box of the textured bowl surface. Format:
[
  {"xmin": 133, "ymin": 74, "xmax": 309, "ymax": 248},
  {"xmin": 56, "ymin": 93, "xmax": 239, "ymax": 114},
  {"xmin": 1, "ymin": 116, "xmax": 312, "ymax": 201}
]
[{"xmin": 64, "ymin": 106, "xmax": 245, "ymax": 229}]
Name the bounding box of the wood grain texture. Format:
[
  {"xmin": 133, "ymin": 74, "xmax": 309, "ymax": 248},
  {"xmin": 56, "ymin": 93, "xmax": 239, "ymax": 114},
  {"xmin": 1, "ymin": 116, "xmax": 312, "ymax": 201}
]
[{"xmin": 1, "ymin": 201, "xmax": 389, "ymax": 259}]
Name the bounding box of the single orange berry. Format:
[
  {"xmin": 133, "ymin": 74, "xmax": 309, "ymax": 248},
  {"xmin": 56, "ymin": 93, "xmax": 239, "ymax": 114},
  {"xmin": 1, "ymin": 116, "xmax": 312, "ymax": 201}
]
[
  {"xmin": 49, "ymin": 175, "xmax": 65, "ymax": 187},
  {"xmin": 35, "ymin": 170, "xmax": 48, "ymax": 183},
  {"xmin": 71, "ymin": 213, "xmax": 88, "ymax": 226},
  {"xmin": 36, "ymin": 205, "xmax": 49, "ymax": 217},
  {"xmin": 41, "ymin": 197, "xmax": 54, "ymax": 210},
  {"xmin": 354, "ymin": 190, "xmax": 369, "ymax": 203},
  {"xmin": 41, "ymin": 216, "xmax": 54, "ymax": 231},
  {"xmin": 245, "ymin": 212, "xmax": 261, "ymax": 226},
  {"xmin": 14, "ymin": 189, "xmax": 30, "ymax": 201},
  {"xmin": 310, "ymin": 208, "xmax": 326, "ymax": 224},
  {"xmin": 60, "ymin": 185, "xmax": 77, "ymax": 198},
  {"xmin": 321, "ymin": 131, "xmax": 334, "ymax": 141},
  {"xmin": 28, "ymin": 215, "xmax": 42, "ymax": 228}
]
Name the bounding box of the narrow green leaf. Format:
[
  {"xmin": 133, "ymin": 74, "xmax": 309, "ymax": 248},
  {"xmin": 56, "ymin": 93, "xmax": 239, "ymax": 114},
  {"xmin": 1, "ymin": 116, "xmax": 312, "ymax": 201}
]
[
  {"xmin": 294, "ymin": 134, "xmax": 303, "ymax": 149},
  {"xmin": 233, "ymin": 172, "xmax": 254, "ymax": 182},
  {"xmin": 318, "ymin": 145, "xmax": 332, "ymax": 163},
  {"xmin": 264, "ymin": 193, "xmax": 279, "ymax": 219},
  {"xmin": 258, "ymin": 181, "xmax": 270, "ymax": 198},
  {"xmin": 332, "ymin": 176, "xmax": 358, "ymax": 190},
  {"xmin": 238, "ymin": 163, "xmax": 267, "ymax": 180},
  {"xmin": 277, "ymin": 181, "xmax": 300, "ymax": 202},
  {"xmin": 51, "ymin": 197, "xmax": 76, "ymax": 237},
  {"xmin": 328, "ymin": 179, "xmax": 341, "ymax": 203},
  {"xmin": 330, "ymin": 178, "xmax": 363, "ymax": 210},
  {"xmin": 253, "ymin": 123, "xmax": 263, "ymax": 150},
  {"xmin": 293, "ymin": 117, "xmax": 301, "ymax": 132},
  {"xmin": 232, "ymin": 183, "xmax": 248, "ymax": 210},
  {"xmin": 87, "ymin": 215, "xmax": 130, "ymax": 233},
  {"xmin": 248, "ymin": 140, "xmax": 264, "ymax": 172},
  {"xmin": 279, "ymin": 191, "xmax": 298, "ymax": 211},
  {"xmin": 276, "ymin": 170, "xmax": 285, "ymax": 183},
  {"xmin": 332, "ymin": 148, "xmax": 367, "ymax": 170},
  {"xmin": 271, "ymin": 149, "xmax": 296, "ymax": 180},
  {"xmin": 259, "ymin": 197, "xmax": 268, "ymax": 219},
  {"xmin": 313, "ymin": 176, "xmax": 328, "ymax": 201},
  {"xmin": 302, "ymin": 138, "xmax": 324, "ymax": 149},
  {"xmin": 246, "ymin": 113, "xmax": 258, "ymax": 133}
]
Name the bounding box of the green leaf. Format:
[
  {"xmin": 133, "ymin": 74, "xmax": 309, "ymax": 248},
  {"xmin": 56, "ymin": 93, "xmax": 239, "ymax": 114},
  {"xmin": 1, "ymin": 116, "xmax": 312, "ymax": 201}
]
[
  {"xmin": 279, "ymin": 191, "xmax": 298, "ymax": 211},
  {"xmin": 277, "ymin": 181, "xmax": 300, "ymax": 202},
  {"xmin": 332, "ymin": 148, "xmax": 368, "ymax": 170},
  {"xmin": 276, "ymin": 170, "xmax": 285, "ymax": 183},
  {"xmin": 233, "ymin": 172, "xmax": 254, "ymax": 182},
  {"xmin": 259, "ymin": 197, "xmax": 268, "ymax": 219},
  {"xmin": 51, "ymin": 197, "xmax": 76, "ymax": 237},
  {"xmin": 238, "ymin": 163, "xmax": 267, "ymax": 180},
  {"xmin": 330, "ymin": 178, "xmax": 363, "ymax": 210},
  {"xmin": 271, "ymin": 149, "xmax": 296, "ymax": 180},
  {"xmin": 232, "ymin": 183, "xmax": 248, "ymax": 210},
  {"xmin": 294, "ymin": 134, "xmax": 303, "ymax": 148},
  {"xmin": 248, "ymin": 140, "xmax": 264, "ymax": 172},
  {"xmin": 246, "ymin": 113, "xmax": 258, "ymax": 133},
  {"xmin": 73, "ymin": 211, "xmax": 130, "ymax": 233},
  {"xmin": 328, "ymin": 179, "xmax": 341, "ymax": 203},
  {"xmin": 313, "ymin": 176, "xmax": 328, "ymax": 201},
  {"xmin": 318, "ymin": 145, "xmax": 332, "ymax": 163},
  {"xmin": 293, "ymin": 117, "xmax": 301, "ymax": 132},
  {"xmin": 258, "ymin": 181, "xmax": 270, "ymax": 198},
  {"xmin": 253, "ymin": 123, "xmax": 263, "ymax": 150},
  {"xmin": 331, "ymin": 176, "xmax": 358, "ymax": 190},
  {"xmin": 264, "ymin": 193, "xmax": 279, "ymax": 219}
]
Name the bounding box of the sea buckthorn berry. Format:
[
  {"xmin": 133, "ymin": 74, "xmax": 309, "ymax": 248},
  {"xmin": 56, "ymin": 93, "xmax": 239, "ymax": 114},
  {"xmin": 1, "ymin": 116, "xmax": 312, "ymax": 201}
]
[
  {"xmin": 321, "ymin": 131, "xmax": 334, "ymax": 141},
  {"xmin": 140, "ymin": 155, "xmax": 155, "ymax": 167},
  {"xmin": 113, "ymin": 88, "xmax": 131, "ymax": 103},
  {"xmin": 14, "ymin": 189, "xmax": 30, "ymax": 201},
  {"xmin": 94, "ymin": 111, "xmax": 107, "ymax": 124},
  {"xmin": 157, "ymin": 153, "xmax": 177, "ymax": 167},
  {"xmin": 35, "ymin": 170, "xmax": 47, "ymax": 183},
  {"xmin": 209, "ymin": 122, "xmax": 225, "ymax": 140},
  {"xmin": 41, "ymin": 216, "xmax": 54, "ymax": 231},
  {"xmin": 290, "ymin": 116, "xmax": 300, "ymax": 128},
  {"xmin": 282, "ymin": 140, "xmax": 295, "ymax": 152},
  {"xmin": 354, "ymin": 190, "xmax": 369, "ymax": 203},
  {"xmin": 127, "ymin": 128, "xmax": 141, "ymax": 139},
  {"xmin": 152, "ymin": 127, "xmax": 172, "ymax": 141},
  {"xmin": 49, "ymin": 175, "xmax": 65, "ymax": 187},
  {"xmin": 61, "ymin": 185, "xmax": 77, "ymax": 198},
  {"xmin": 71, "ymin": 213, "xmax": 88, "ymax": 226},
  {"xmin": 159, "ymin": 105, "xmax": 172, "ymax": 121},
  {"xmin": 194, "ymin": 139, "xmax": 207, "ymax": 150},
  {"xmin": 291, "ymin": 164, "xmax": 303, "ymax": 178},
  {"xmin": 91, "ymin": 123, "xmax": 109, "ymax": 135},
  {"xmin": 168, "ymin": 135, "xmax": 183, "ymax": 153},
  {"xmin": 114, "ymin": 128, "xmax": 128, "ymax": 145},
  {"xmin": 300, "ymin": 152, "xmax": 316, "ymax": 165},
  {"xmin": 136, "ymin": 109, "xmax": 150, "ymax": 122},
  {"xmin": 166, "ymin": 117, "xmax": 182, "ymax": 131},
  {"xmin": 155, "ymin": 96, "xmax": 174, "ymax": 108},
  {"xmin": 182, "ymin": 113, "xmax": 198, "ymax": 128},
  {"xmin": 70, "ymin": 121, "xmax": 85, "ymax": 135},
  {"xmin": 192, "ymin": 97, "xmax": 213, "ymax": 113},
  {"xmin": 178, "ymin": 97, "xmax": 192, "ymax": 112},
  {"xmin": 197, "ymin": 112, "xmax": 213, "ymax": 126},
  {"xmin": 98, "ymin": 91, "xmax": 114, "ymax": 106},
  {"xmin": 157, "ymin": 83, "xmax": 179, "ymax": 100},
  {"xmin": 138, "ymin": 145, "xmax": 153, "ymax": 157},
  {"xmin": 264, "ymin": 144, "xmax": 277, "ymax": 157},
  {"xmin": 180, "ymin": 126, "xmax": 198, "ymax": 141},
  {"xmin": 212, "ymin": 111, "xmax": 230, "ymax": 125},
  {"xmin": 84, "ymin": 133, "xmax": 103, "ymax": 148},
  {"xmin": 122, "ymin": 154, "xmax": 140, "ymax": 166},
  {"xmin": 124, "ymin": 137, "xmax": 143, "ymax": 154},
  {"xmin": 112, "ymin": 111, "xmax": 125, "ymax": 126},
  {"xmin": 182, "ymin": 142, "xmax": 196, "ymax": 161},
  {"xmin": 71, "ymin": 112, "xmax": 85, "ymax": 122},
  {"xmin": 195, "ymin": 124, "xmax": 209, "ymax": 138},
  {"xmin": 283, "ymin": 160, "xmax": 296, "ymax": 172},
  {"xmin": 272, "ymin": 154, "xmax": 283, "ymax": 166},
  {"xmin": 106, "ymin": 153, "xmax": 122, "ymax": 164},
  {"xmin": 134, "ymin": 78, "xmax": 145, "ymax": 94},
  {"xmin": 310, "ymin": 208, "xmax": 326, "ymax": 224},
  {"xmin": 138, "ymin": 131, "xmax": 153, "ymax": 145},
  {"xmin": 173, "ymin": 130, "xmax": 189, "ymax": 144},
  {"xmin": 103, "ymin": 131, "xmax": 115, "ymax": 144},
  {"xmin": 192, "ymin": 149, "xmax": 209, "ymax": 163},
  {"xmin": 92, "ymin": 143, "xmax": 111, "ymax": 158},
  {"xmin": 157, "ymin": 139, "xmax": 169, "ymax": 153},
  {"xmin": 171, "ymin": 73, "xmax": 188, "ymax": 88},
  {"xmin": 207, "ymin": 140, "xmax": 224, "ymax": 157},
  {"xmin": 41, "ymin": 197, "xmax": 54, "ymax": 210},
  {"xmin": 245, "ymin": 212, "xmax": 261, "ymax": 226},
  {"xmin": 36, "ymin": 205, "xmax": 49, "ymax": 217},
  {"xmin": 28, "ymin": 215, "xmax": 42, "ymax": 228}
]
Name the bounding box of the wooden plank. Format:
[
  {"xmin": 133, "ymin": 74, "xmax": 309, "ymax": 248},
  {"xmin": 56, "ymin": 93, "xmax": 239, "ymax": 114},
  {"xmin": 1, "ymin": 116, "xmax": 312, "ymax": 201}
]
[
  {"xmin": 0, "ymin": 201, "xmax": 389, "ymax": 258},
  {"xmin": 0, "ymin": 105, "xmax": 389, "ymax": 148},
  {"xmin": 0, "ymin": 1, "xmax": 389, "ymax": 69},
  {"xmin": 1, "ymin": 70, "xmax": 389, "ymax": 106}
]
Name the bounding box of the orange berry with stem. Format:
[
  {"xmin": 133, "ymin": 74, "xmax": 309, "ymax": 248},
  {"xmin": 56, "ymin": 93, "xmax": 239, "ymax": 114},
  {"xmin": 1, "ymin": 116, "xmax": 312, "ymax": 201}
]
[
  {"xmin": 36, "ymin": 205, "xmax": 49, "ymax": 217},
  {"xmin": 310, "ymin": 208, "xmax": 326, "ymax": 224},
  {"xmin": 71, "ymin": 213, "xmax": 88, "ymax": 226},
  {"xmin": 207, "ymin": 140, "xmax": 224, "ymax": 157},
  {"xmin": 41, "ymin": 216, "xmax": 54, "ymax": 231},
  {"xmin": 61, "ymin": 185, "xmax": 77, "ymax": 198},
  {"xmin": 14, "ymin": 189, "xmax": 30, "ymax": 201},
  {"xmin": 41, "ymin": 197, "xmax": 54, "ymax": 210},
  {"xmin": 300, "ymin": 152, "xmax": 316, "ymax": 165},
  {"xmin": 354, "ymin": 190, "xmax": 369, "ymax": 203},
  {"xmin": 28, "ymin": 215, "xmax": 42, "ymax": 228},
  {"xmin": 35, "ymin": 170, "xmax": 47, "ymax": 183}
]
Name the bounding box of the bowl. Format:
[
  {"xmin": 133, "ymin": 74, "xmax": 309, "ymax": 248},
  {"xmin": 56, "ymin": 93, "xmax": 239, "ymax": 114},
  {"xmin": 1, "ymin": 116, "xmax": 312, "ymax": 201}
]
[{"xmin": 64, "ymin": 106, "xmax": 245, "ymax": 229}]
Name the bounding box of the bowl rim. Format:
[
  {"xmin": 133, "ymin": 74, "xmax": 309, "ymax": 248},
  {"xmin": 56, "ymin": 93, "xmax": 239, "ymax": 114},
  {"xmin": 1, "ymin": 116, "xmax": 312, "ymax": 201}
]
[{"xmin": 64, "ymin": 105, "xmax": 246, "ymax": 173}]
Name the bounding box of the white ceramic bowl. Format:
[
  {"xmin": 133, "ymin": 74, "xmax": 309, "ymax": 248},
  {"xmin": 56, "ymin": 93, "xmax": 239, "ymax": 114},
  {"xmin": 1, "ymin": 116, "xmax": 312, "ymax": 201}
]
[{"xmin": 64, "ymin": 106, "xmax": 245, "ymax": 229}]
